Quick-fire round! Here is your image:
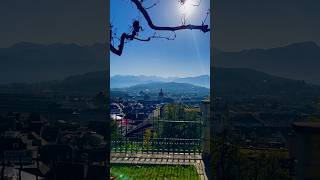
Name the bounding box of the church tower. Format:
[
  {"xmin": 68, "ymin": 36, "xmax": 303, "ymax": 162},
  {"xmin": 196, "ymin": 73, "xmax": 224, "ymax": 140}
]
[{"xmin": 158, "ymin": 88, "xmax": 164, "ymax": 103}]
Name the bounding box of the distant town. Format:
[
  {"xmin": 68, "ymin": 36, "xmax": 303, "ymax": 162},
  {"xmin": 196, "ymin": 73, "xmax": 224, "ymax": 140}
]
[{"xmin": 0, "ymin": 67, "xmax": 319, "ymax": 179}]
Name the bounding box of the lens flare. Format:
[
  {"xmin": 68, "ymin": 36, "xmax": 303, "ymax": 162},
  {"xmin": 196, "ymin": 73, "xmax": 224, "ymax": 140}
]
[{"xmin": 179, "ymin": 0, "xmax": 195, "ymax": 18}]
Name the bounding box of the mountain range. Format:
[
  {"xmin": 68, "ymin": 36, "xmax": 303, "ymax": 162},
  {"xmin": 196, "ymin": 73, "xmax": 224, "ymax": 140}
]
[
  {"xmin": 0, "ymin": 41, "xmax": 320, "ymax": 85},
  {"xmin": 211, "ymin": 67, "xmax": 320, "ymax": 99},
  {"xmin": 214, "ymin": 41, "xmax": 320, "ymax": 84},
  {"xmin": 0, "ymin": 42, "xmax": 106, "ymax": 83},
  {"xmin": 113, "ymin": 82, "xmax": 209, "ymax": 96},
  {"xmin": 111, "ymin": 75, "xmax": 209, "ymax": 88},
  {"xmin": 1, "ymin": 68, "xmax": 319, "ymax": 102}
]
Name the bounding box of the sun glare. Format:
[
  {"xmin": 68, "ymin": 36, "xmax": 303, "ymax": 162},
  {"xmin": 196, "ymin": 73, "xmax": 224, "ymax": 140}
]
[{"xmin": 179, "ymin": 0, "xmax": 195, "ymax": 17}]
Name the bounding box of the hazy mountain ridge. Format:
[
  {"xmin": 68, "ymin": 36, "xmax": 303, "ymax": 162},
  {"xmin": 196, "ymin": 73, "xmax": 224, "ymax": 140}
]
[
  {"xmin": 214, "ymin": 41, "xmax": 320, "ymax": 84},
  {"xmin": 0, "ymin": 42, "xmax": 107, "ymax": 83},
  {"xmin": 111, "ymin": 75, "xmax": 175, "ymax": 88},
  {"xmin": 212, "ymin": 67, "xmax": 320, "ymax": 99},
  {"xmin": 1, "ymin": 68, "xmax": 319, "ymax": 101},
  {"xmin": 111, "ymin": 75, "xmax": 209, "ymax": 88},
  {"xmin": 1, "ymin": 41, "xmax": 320, "ymax": 85},
  {"xmin": 173, "ymin": 75, "xmax": 210, "ymax": 88},
  {"xmin": 113, "ymin": 82, "xmax": 209, "ymax": 96}
]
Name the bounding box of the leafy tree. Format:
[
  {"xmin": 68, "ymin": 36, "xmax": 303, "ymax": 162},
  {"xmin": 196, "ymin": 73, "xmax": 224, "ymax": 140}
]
[
  {"xmin": 111, "ymin": 120, "xmax": 120, "ymax": 140},
  {"xmin": 160, "ymin": 103, "xmax": 201, "ymax": 139},
  {"xmin": 143, "ymin": 128, "xmax": 152, "ymax": 149}
]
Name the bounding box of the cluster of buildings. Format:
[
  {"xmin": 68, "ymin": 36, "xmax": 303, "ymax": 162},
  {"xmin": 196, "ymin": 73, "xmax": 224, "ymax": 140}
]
[
  {"xmin": 0, "ymin": 92, "xmax": 109, "ymax": 179},
  {"xmin": 110, "ymin": 89, "xmax": 168, "ymax": 139},
  {"xmin": 110, "ymin": 88, "xmax": 208, "ymax": 150},
  {"xmin": 1, "ymin": 86, "xmax": 319, "ymax": 179}
]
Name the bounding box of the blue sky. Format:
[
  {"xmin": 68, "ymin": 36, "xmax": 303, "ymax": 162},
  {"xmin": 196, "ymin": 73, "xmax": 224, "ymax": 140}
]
[{"xmin": 110, "ymin": 0, "xmax": 210, "ymax": 77}]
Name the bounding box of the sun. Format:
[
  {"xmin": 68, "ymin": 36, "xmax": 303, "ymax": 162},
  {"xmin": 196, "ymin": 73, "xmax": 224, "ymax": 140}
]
[{"xmin": 179, "ymin": 0, "xmax": 195, "ymax": 18}]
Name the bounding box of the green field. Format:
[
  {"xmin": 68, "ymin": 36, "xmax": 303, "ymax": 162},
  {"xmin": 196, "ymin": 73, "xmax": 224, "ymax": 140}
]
[{"xmin": 111, "ymin": 164, "xmax": 200, "ymax": 180}]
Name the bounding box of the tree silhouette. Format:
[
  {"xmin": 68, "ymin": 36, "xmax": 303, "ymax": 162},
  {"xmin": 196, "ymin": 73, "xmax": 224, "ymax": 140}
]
[{"xmin": 110, "ymin": 0, "xmax": 210, "ymax": 56}]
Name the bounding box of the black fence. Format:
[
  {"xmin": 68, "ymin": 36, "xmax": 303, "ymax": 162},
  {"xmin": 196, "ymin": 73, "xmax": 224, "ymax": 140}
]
[{"xmin": 111, "ymin": 118, "xmax": 203, "ymax": 156}]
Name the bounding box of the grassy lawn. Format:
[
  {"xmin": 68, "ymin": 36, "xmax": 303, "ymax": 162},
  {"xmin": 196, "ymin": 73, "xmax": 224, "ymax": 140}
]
[{"xmin": 111, "ymin": 164, "xmax": 200, "ymax": 180}]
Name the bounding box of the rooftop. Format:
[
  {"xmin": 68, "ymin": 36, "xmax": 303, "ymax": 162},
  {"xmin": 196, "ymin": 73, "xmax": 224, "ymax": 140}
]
[{"xmin": 292, "ymin": 122, "xmax": 320, "ymax": 133}]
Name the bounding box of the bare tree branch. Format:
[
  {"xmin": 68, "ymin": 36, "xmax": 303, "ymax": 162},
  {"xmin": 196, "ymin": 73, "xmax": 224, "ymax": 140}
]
[
  {"xmin": 202, "ymin": 8, "xmax": 210, "ymax": 25},
  {"xmin": 110, "ymin": 0, "xmax": 210, "ymax": 56},
  {"xmin": 144, "ymin": 0, "xmax": 160, "ymax": 9},
  {"xmin": 132, "ymin": 0, "xmax": 209, "ymax": 32},
  {"xmin": 110, "ymin": 31, "xmax": 137, "ymax": 56},
  {"xmin": 149, "ymin": 31, "xmax": 177, "ymax": 40}
]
